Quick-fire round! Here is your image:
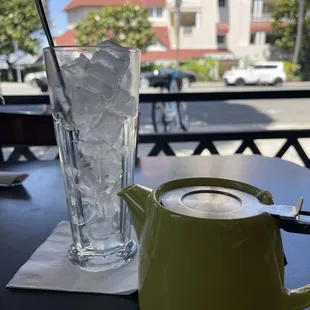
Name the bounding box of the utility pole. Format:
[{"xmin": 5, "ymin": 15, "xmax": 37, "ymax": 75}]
[
  {"xmin": 175, "ymin": 0, "xmax": 182, "ymax": 67},
  {"xmin": 293, "ymin": 0, "xmax": 305, "ymax": 65},
  {"xmin": 13, "ymin": 41, "xmax": 22, "ymax": 83}
]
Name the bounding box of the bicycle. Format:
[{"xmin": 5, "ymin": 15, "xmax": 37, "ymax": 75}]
[{"xmin": 151, "ymin": 86, "xmax": 189, "ymax": 133}]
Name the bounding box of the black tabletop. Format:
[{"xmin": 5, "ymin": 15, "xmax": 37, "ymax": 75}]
[{"xmin": 1, "ymin": 155, "xmax": 310, "ymax": 310}]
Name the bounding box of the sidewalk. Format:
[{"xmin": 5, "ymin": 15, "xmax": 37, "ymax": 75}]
[{"xmin": 0, "ymin": 82, "xmax": 41, "ymax": 95}]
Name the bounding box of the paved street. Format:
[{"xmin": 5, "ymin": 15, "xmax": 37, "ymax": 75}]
[{"xmin": 2, "ymin": 82, "xmax": 310, "ymax": 166}]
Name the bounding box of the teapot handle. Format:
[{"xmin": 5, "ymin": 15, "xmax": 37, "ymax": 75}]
[
  {"xmin": 280, "ymin": 209, "xmax": 310, "ymax": 235},
  {"xmin": 278, "ymin": 209, "xmax": 310, "ymax": 309},
  {"xmin": 282, "ymin": 285, "xmax": 310, "ymax": 310}
]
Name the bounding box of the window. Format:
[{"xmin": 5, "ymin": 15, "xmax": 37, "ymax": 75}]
[
  {"xmin": 253, "ymin": 65, "xmax": 264, "ymax": 69},
  {"xmin": 217, "ymin": 35, "xmax": 225, "ymax": 44},
  {"xmin": 183, "ymin": 26, "xmax": 193, "ymax": 35},
  {"xmin": 218, "ymin": 0, "xmax": 226, "ymax": 7},
  {"xmin": 250, "ymin": 34, "xmax": 256, "ymax": 44},
  {"xmin": 148, "ymin": 7, "xmax": 163, "ymax": 18},
  {"xmin": 264, "ymin": 65, "xmax": 278, "ymax": 69},
  {"xmin": 156, "ymin": 7, "xmax": 163, "ymax": 18}
]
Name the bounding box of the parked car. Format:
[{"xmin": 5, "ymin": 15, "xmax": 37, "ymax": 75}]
[
  {"xmin": 140, "ymin": 68, "xmax": 196, "ymax": 89},
  {"xmin": 36, "ymin": 76, "xmax": 48, "ymax": 92},
  {"xmin": 223, "ymin": 62, "xmax": 287, "ymax": 86},
  {"xmin": 24, "ymin": 71, "xmax": 46, "ymax": 86}
]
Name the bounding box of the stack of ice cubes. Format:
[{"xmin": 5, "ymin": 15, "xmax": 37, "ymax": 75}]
[{"xmin": 54, "ymin": 41, "xmax": 137, "ymax": 237}]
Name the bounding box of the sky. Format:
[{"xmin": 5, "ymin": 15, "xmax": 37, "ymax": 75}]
[{"xmin": 49, "ymin": 0, "xmax": 69, "ymax": 36}]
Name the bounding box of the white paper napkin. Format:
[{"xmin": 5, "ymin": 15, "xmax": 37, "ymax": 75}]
[
  {"xmin": 0, "ymin": 171, "xmax": 28, "ymax": 186},
  {"xmin": 7, "ymin": 221, "xmax": 138, "ymax": 295}
]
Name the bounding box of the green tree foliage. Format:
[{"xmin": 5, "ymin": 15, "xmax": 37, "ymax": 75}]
[
  {"xmin": 75, "ymin": 2, "xmax": 156, "ymax": 52},
  {"xmin": 181, "ymin": 58, "xmax": 219, "ymax": 81},
  {"xmin": 272, "ymin": 0, "xmax": 310, "ymax": 79},
  {"xmin": 283, "ymin": 61, "xmax": 301, "ymax": 81},
  {"xmin": 0, "ymin": 0, "xmax": 42, "ymax": 79}
]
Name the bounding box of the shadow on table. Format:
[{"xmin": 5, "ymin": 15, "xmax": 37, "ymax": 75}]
[{"xmin": 0, "ymin": 185, "xmax": 31, "ymax": 200}]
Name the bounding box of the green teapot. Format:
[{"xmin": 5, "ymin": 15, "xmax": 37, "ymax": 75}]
[{"xmin": 118, "ymin": 178, "xmax": 310, "ymax": 310}]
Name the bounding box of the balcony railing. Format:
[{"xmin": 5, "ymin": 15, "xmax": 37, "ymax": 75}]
[
  {"xmin": 1, "ymin": 90, "xmax": 310, "ymax": 167},
  {"xmin": 252, "ymin": 13, "xmax": 272, "ymax": 21},
  {"xmin": 182, "ymin": 26, "xmax": 194, "ymax": 35}
]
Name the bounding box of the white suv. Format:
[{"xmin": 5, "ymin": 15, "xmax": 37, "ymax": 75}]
[
  {"xmin": 223, "ymin": 62, "xmax": 287, "ymax": 86},
  {"xmin": 24, "ymin": 71, "xmax": 46, "ymax": 86}
]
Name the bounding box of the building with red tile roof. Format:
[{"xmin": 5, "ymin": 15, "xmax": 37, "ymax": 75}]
[
  {"xmin": 64, "ymin": 0, "xmax": 166, "ymax": 11},
  {"xmin": 54, "ymin": 0, "xmax": 278, "ymax": 62}
]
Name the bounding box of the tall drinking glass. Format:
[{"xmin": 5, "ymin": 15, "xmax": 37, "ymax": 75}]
[{"xmin": 44, "ymin": 42, "xmax": 140, "ymax": 271}]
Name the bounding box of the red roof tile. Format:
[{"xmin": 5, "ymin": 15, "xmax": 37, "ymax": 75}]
[
  {"xmin": 251, "ymin": 21, "xmax": 273, "ymax": 33},
  {"xmin": 153, "ymin": 26, "xmax": 170, "ymax": 48},
  {"xmin": 53, "ymin": 27, "xmax": 169, "ymax": 48},
  {"xmin": 53, "ymin": 29, "xmax": 76, "ymax": 46},
  {"xmin": 64, "ymin": 0, "xmax": 166, "ymax": 11},
  {"xmin": 53, "ymin": 29, "xmax": 232, "ymax": 62},
  {"xmin": 141, "ymin": 49, "xmax": 232, "ymax": 62},
  {"xmin": 217, "ymin": 22, "xmax": 229, "ymax": 34}
]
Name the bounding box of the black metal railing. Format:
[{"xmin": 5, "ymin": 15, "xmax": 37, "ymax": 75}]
[
  {"xmin": 3, "ymin": 89, "xmax": 310, "ymax": 105},
  {"xmin": 1, "ymin": 91, "xmax": 310, "ymax": 165},
  {"xmin": 139, "ymin": 130, "xmax": 310, "ymax": 167}
]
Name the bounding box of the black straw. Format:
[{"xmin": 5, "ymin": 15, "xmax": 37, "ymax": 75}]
[
  {"xmin": 33, "ymin": 0, "xmax": 71, "ymax": 112},
  {"xmin": 34, "ymin": 0, "xmax": 54, "ymax": 48}
]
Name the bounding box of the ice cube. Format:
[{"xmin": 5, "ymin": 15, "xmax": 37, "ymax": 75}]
[
  {"xmin": 85, "ymin": 110, "xmax": 125, "ymax": 145},
  {"xmin": 62, "ymin": 53, "xmax": 89, "ymax": 83},
  {"xmin": 96, "ymin": 190, "xmax": 118, "ymax": 218},
  {"xmin": 78, "ymin": 140, "xmax": 120, "ymax": 162},
  {"xmin": 81, "ymin": 202, "xmax": 97, "ymax": 224},
  {"xmin": 83, "ymin": 73, "xmax": 112, "ymax": 99},
  {"xmin": 72, "ymin": 112, "xmax": 98, "ymax": 140},
  {"xmin": 99, "ymin": 40, "xmax": 130, "ymax": 64},
  {"xmin": 86, "ymin": 63, "xmax": 121, "ymax": 99},
  {"xmin": 91, "ymin": 50, "xmax": 129, "ymax": 76},
  {"xmin": 120, "ymin": 70, "xmax": 132, "ymax": 91},
  {"xmin": 72, "ymin": 86, "xmax": 105, "ymax": 115},
  {"xmin": 87, "ymin": 216, "xmax": 115, "ymax": 240},
  {"xmin": 78, "ymin": 141, "xmax": 123, "ymax": 183},
  {"xmin": 109, "ymin": 94, "xmax": 137, "ymax": 118},
  {"xmin": 76, "ymin": 165, "xmax": 105, "ymax": 194}
]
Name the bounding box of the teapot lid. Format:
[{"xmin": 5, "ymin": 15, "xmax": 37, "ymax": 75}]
[{"xmin": 160, "ymin": 185, "xmax": 302, "ymax": 220}]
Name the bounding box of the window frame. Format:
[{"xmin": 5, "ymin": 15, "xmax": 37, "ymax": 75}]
[
  {"xmin": 148, "ymin": 6, "xmax": 163, "ymax": 18},
  {"xmin": 217, "ymin": 35, "xmax": 225, "ymax": 44},
  {"xmin": 156, "ymin": 7, "xmax": 163, "ymax": 18},
  {"xmin": 218, "ymin": 0, "xmax": 226, "ymax": 7},
  {"xmin": 250, "ymin": 34, "xmax": 256, "ymax": 45}
]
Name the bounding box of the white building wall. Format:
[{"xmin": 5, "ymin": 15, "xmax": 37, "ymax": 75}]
[
  {"xmin": 65, "ymin": 0, "xmax": 274, "ymax": 61},
  {"xmin": 227, "ymin": 0, "xmax": 251, "ymax": 54},
  {"xmin": 175, "ymin": 0, "xmax": 217, "ymax": 49},
  {"xmin": 219, "ymin": 6, "xmax": 229, "ymax": 22},
  {"xmin": 67, "ymin": 7, "xmax": 101, "ymax": 28}
]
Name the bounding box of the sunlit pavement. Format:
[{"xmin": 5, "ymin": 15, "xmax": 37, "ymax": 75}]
[
  {"xmin": 0, "ymin": 82, "xmax": 41, "ymax": 95},
  {"xmin": 1, "ymin": 82, "xmax": 310, "ymax": 167}
]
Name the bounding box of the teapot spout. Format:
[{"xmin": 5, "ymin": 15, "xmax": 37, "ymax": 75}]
[{"xmin": 118, "ymin": 184, "xmax": 152, "ymax": 240}]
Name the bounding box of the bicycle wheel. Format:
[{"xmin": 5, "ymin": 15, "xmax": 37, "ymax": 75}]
[{"xmin": 177, "ymin": 101, "xmax": 189, "ymax": 131}]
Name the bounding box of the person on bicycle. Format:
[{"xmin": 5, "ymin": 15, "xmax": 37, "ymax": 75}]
[
  {"xmin": 164, "ymin": 69, "xmax": 182, "ymax": 121},
  {"xmin": 169, "ymin": 69, "xmax": 183, "ymax": 92}
]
